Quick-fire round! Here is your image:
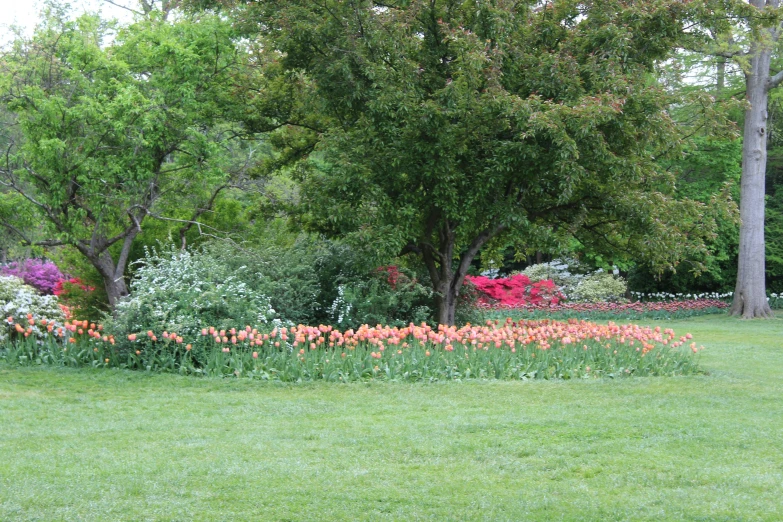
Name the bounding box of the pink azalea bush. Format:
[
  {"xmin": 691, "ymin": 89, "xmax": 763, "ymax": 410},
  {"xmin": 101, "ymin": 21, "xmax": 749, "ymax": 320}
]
[
  {"xmin": 1, "ymin": 259, "xmax": 65, "ymax": 295},
  {"xmin": 465, "ymin": 274, "xmax": 562, "ymax": 307}
]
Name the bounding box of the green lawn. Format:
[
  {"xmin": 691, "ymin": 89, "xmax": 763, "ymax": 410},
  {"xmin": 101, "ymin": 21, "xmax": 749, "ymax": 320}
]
[{"xmin": 2, "ymin": 314, "xmax": 782, "ymax": 521}]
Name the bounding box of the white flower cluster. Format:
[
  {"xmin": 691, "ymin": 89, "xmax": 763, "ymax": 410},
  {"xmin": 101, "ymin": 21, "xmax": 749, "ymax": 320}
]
[
  {"xmin": 330, "ymin": 285, "xmax": 352, "ymax": 325},
  {"xmin": 521, "ymin": 258, "xmax": 585, "ymax": 295},
  {"xmin": 630, "ymin": 291, "xmax": 733, "ymax": 301},
  {"xmin": 521, "ymin": 259, "xmax": 627, "ymax": 302},
  {"xmin": 0, "ymin": 275, "xmax": 65, "ymax": 342},
  {"xmin": 766, "ymin": 293, "xmax": 783, "ymax": 303},
  {"xmin": 112, "ymin": 248, "xmax": 279, "ymax": 339}
]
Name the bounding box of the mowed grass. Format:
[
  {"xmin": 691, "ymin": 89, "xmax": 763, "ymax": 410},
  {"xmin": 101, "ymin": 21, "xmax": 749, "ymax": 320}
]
[{"xmin": 1, "ymin": 315, "xmax": 782, "ymax": 521}]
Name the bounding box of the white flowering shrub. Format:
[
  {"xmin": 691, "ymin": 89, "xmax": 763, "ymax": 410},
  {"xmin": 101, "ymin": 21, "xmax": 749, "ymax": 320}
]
[
  {"xmin": 0, "ymin": 275, "xmax": 66, "ymax": 342},
  {"xmin": 521, "ymin": 259, "xmax": 627, "ymax": 302},
  {"xmin": 108, "ymin": 248, "xmax": 279, "ymax": 365},
  {"xmin": 571, "ymin": 272, "xmax": 628, "ymax": 302},
  {"xmin": 521, "ymin": 258, "xmax": 586, "ymax": 298}
]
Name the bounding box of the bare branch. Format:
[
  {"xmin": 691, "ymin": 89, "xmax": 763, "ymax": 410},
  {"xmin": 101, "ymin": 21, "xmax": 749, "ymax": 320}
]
[
  {"xmin": 178, "ymin": 184, "xmax": 231, "ymax": 249},
  {"xmin": 0, "ymin": 221, "xmax": 63, "ymax": 247},
  {"xmin": 100, "ymin": 0, "xmax": 144, "ymax": 16},
  {"xmin": 146, "ymin": 211, "xmax": 233, "ymax": 236}
]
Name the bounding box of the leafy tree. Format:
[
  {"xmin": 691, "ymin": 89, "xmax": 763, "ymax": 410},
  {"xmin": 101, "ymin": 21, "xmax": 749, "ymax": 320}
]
[
  {"xmin": 627, "ymin": 137, "xmax": 741, "ymax": 294},
  {"xmin": 0, "ymin": 5, "xmax": 248, "ymax": 306},
  {"xmin": 688, "ymin": 0, "xmax": 783, "ymax": 317},
  {"xmin": 230, "ymin": 0, "xmax": 724, "ymax": 324}
]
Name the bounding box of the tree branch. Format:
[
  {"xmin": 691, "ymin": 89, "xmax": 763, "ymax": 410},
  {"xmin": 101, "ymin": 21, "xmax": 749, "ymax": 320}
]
[
  {"xmin": 178, "ymin": 184, "xmax": 231, "ymax": 249},
  {"xmin": 399, "ymin": 242, "xmax": 422, "ymax": 256},
  {"xmin": 452, "ymin": 222, "xmax": 507, "ymax": 292},
  {"xmin": 0, "ymin": 221, "xmax": 64, "ymax": 247},
  {"xmin": 768, "ymin": 69, "xmax": 783, "ymax": 91},
  {"xmin": 101, "ymin": 0, "xmax": 144, "ymax": 16},
  {"xmin": 113, "ymin": 209, "xmax": 146, "ymax": 280},
  {"xmin": 421, "ymin": 244, "xmax": 441, "ymax": 288}
]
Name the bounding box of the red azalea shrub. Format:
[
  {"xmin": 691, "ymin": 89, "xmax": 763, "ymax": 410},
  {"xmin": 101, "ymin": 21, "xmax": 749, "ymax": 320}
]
[
  {"xmin": 53, "ymin": 277, "xmax": 96, "ymax": 297},
  {"xmin": 52, "ymin": 277, "xmax": 106, "ymax": 320},
  {"xmin": 376, "ymin": 266, "xmax": 401, "ymax": 289},
  {"xmin": 465, "ymin": 274, "xmax": 562, "ymax": 307}
]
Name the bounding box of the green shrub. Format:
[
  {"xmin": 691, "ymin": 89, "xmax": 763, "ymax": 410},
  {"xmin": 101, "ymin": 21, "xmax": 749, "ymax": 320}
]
[
  {"xmin": 0, "ymin": 275, "xmax": 65, "ymax": 342},
  {"xmin": 330, "ymin": 267, "xmax": 433, "ymax": 329},
  {"xmin": 205, "ymin": 237, "xmax": 436, "ymax": 328},
  {"xmin": 205, "ymin": 239, "xmax": 323, "ymax": 326},
  {"xmin": 202, "ymin": 237, "xmax": 362, "ymax": 326},
  {"xmin": 108, "ymin": 247, "xmax": 278, "ymax": 366},
  {"xmin": 571, "ymin": 272, "xmax": 628, "ymax": 302},
  {"xmin": 455, "ymin": 277, "xmax": 482, "ymax": 325}
]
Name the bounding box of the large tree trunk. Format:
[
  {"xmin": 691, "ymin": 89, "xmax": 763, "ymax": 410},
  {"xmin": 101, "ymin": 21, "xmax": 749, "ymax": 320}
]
[
  {"xmin": 77, "ymin": 228, "xmax": 140, "ymax": 309},
  {"xmin": 421, "ymin": 220, "xmax": 506, "ymax": 326},
  {"xmin": 731, "ymin": 18, "xmax": 774, "ymax": 318},
  {"xmin": 93, "ymin": 251, "xmax": 130, "ymax": 308},
  {"xmin": 436, "ymin": 282, "xmax": 458, "ymax": 326}
]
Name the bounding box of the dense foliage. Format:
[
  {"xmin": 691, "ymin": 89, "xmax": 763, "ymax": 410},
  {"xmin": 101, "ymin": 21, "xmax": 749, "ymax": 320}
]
[
  {"xmin": 108, "ymin": 247, "xmax": 279, "ymax": 366},
  {"xmin": 0, "ymin": 7, "xmax": 253, "ymax": 305},
  {"xmin": 2, "ymin": 0, "xmax": 781, "ymax": 332},
  {"xmin": 200, "ymin": 237, "xmax": 436, "ymax": 329}
]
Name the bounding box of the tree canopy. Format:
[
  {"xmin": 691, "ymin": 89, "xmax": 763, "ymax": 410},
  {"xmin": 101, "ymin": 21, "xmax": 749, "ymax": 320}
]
[
  {"xmin": 0, "ymin": 6, "xmax": 249, "ymax": 304},
  {"xmin": 227, "ymin": 0, "xmax": 725, "ymax": 323}
]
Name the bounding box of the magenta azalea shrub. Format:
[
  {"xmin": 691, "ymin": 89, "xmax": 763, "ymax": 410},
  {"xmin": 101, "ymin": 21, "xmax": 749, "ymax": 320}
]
[
  {"xmin": 0, "ymin": 260, "xmax": 65, "ymax": 295},
  {"xmin": 465, "ymin": 274, "xmax": 562, "ymax": 307}
]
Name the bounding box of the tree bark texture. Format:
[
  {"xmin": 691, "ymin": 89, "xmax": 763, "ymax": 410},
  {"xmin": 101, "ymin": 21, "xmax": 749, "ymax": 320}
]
[
  {"xmin": 731, "ymin": 3, "xmax": 776, "ymax": 318},
  {"xmin": 92, "ymin": 250, "xmax": 131, "ymax": 308},
  {"xmin": 76, "ymin": 227, "xmax": 140, "ymax": 309},
  {"xmin": 421, "ymin": 221, "xmax": 505, "ymax": 326}
]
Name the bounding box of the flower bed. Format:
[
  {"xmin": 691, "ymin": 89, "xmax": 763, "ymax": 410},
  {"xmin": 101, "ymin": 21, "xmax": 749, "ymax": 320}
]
[
  {"xmin": 478, "ymin": 299, "xmax": 729, "ymax": 321},
  {"xmin": 2, "ymin": 315, "xmax": 703, "ymax": 381}
]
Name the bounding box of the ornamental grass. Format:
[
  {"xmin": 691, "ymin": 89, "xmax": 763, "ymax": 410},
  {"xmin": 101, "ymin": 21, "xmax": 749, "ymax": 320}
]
[{"xmin": 2, "ymin": 314, "xmax": 702, "ymax": 381}]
